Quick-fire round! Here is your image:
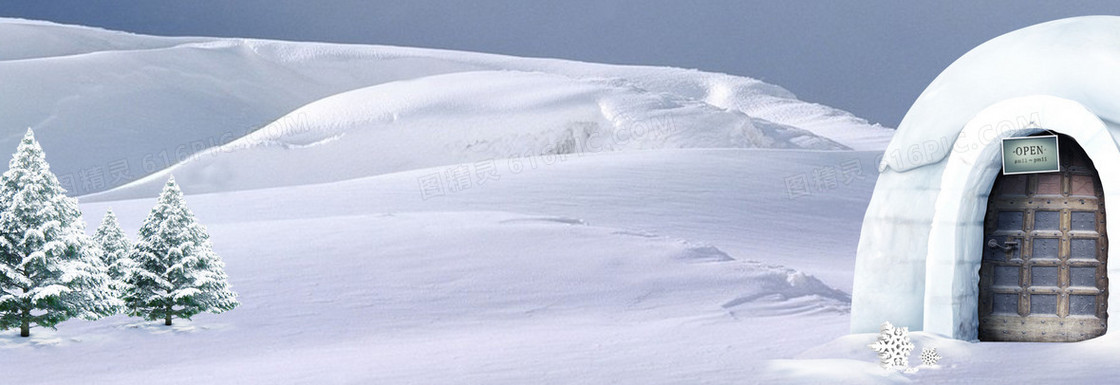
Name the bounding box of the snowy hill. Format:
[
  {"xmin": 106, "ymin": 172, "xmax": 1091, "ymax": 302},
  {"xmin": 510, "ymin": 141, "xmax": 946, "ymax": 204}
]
[
  {"xmin": 0, "ymin": 18, "xmax": 890, "ymax": 198},
  {"xmin": 90, "ymin": 70, "xmax": 857, "ymax": 198},
  {"xmin": 0, "ymin": 18, "xmax": 202, "ymax": 60}
]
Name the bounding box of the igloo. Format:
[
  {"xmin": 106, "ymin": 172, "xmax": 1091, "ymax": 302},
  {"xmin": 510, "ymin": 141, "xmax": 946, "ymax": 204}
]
[{"xmin": 851, "ymin": 16, "xmax": 1120, "ymax": 342}]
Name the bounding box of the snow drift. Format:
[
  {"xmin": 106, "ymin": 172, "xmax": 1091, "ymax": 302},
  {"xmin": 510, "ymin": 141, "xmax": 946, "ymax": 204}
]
[{"xmin": 0, "ymin": 17, "xmax": 891, "ymax": 198}]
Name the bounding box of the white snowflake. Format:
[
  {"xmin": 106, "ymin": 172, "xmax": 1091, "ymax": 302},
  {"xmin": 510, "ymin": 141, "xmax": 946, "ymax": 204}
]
[
  {"xmin": 868, "ymin": 321, "xmax": 915, "ymax": 371},
  {"xmin": 920, "ymin": 347, "xmax": 942, "ymax": 367}
]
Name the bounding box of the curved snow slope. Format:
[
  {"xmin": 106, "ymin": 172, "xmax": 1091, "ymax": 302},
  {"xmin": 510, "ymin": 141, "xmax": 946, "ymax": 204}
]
[
  {"xmin": 883, "ymin": 15, "xmax": 1120, "ymax": 172},
  {"xmin": 90, "ymin": 70, "xmax": 852, "ymax": 198},
  {"xmin": 0, "ymin": 18, "xmax": 890, "ymax": 197},
  {"xmin": 0, "ymin": 19, "xmax": 203, "ymax": 60}
]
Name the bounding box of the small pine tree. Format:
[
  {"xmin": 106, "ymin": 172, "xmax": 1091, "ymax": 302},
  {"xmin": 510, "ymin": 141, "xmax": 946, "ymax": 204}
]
[
  {"xmin": 0, "ymin": 129, "xmax": 121, "ymax": 337},
  {"xmin": 125, "ymin": 177, "xmax": 238, "ymax": 325},
  {"xmin": 94, "ymin": 209, "xmax": 132, "ymax": 295}
]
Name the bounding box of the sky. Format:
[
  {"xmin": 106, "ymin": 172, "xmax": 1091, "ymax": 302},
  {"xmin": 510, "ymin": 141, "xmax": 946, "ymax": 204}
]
[{"xmin": 1, "ymin": 1, "xmax": 1115, "ymax": 127}]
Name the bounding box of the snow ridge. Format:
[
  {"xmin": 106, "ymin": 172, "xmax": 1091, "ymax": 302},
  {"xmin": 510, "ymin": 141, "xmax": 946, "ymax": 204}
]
[{"xmin": 0, "ymin": 18, "xmax": 889, "ymax": 198}]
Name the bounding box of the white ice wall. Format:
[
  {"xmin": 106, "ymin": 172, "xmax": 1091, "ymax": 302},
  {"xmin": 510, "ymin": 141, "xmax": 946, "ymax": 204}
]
[{"xmin": 850, "ymin": 164, "xmax": 944, "ymax": 332}]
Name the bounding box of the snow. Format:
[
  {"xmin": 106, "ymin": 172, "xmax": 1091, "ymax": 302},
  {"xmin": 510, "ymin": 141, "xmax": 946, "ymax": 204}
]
[
  {"xmin": 30, "ymin": 284, "xmax": 71, "ymax": 302},
  {"xmin": 771, "ymin": 329, "xmax": 1120, "ymax": 384},
  {"xmin": 0, "ymin": 17, "xmax": 891, "ymax": 198},
  {"xmin": 9, "ymin": 14, "xmax": 1120, "ymax": 385},
  {"xmin": 853, "ymin": 16, "xmax": 1120, "ymax": 340}
]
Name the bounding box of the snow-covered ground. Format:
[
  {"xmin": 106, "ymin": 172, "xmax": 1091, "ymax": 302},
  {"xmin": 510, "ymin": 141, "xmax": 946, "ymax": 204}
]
[{"xmin": 4, "ymin": 149, "xmax": 865, "ymax": 384}]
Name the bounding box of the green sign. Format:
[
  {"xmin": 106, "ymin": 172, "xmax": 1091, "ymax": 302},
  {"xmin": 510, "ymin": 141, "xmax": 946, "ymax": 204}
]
[{"xmin": 1002, "ymin": 135, "xmax": 1060, "ymax": 175}]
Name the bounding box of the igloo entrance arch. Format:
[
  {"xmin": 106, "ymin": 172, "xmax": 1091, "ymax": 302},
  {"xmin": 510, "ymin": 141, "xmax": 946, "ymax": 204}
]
[{"xmin": 922, "ymin": 95, "xmax": 1120, "ymax": 340}]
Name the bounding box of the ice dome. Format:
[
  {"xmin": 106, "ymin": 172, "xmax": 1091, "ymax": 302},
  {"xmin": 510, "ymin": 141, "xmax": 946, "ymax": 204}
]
[
  {"xmin": 883, "ymin": 15, "xmax": 1120, "ymax": 172},
  {"xmin": 852, "ymin": 16, "xmax": 1120, "ymax": 341}
]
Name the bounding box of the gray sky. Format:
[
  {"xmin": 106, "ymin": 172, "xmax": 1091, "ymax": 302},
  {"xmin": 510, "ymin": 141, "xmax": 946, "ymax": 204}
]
[{"xmin": 1, "ymin": 1, "xmax": 1114, "ymax": 127}]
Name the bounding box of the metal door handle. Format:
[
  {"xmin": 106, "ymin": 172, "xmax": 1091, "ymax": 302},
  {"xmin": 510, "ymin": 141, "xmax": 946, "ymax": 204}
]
[{"xmin": 987, "ymin": 239, "xmax": 1019, "ymax": 251}]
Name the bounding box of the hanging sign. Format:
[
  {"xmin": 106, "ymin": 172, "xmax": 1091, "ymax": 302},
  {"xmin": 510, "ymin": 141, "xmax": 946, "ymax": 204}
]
[{"xmin": 1001, "ymin": 135, "xmax": 1059, "ymax": 175}]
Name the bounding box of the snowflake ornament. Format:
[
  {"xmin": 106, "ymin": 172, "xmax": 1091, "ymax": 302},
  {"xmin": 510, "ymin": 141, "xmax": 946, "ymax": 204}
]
[
  {"xmin": 868, "ymin": 321, "xmax": 915, "ymax": 371},
  {"xmin": 920, "ymin": 347, "xmax": 942, "ymax": 367}
]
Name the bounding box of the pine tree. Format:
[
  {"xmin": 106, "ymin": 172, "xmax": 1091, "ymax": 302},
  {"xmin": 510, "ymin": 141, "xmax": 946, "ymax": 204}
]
[
  {"xmin": 125, "ymin": 177, "xmax": 238, "ymax": 325},
  {"xmin": 0, "ymin": 129, "xmax": 120, "ymax": 337},
  {"xmin": 93, "ymin": 209, "xmax": 132, "ymax": 295}
]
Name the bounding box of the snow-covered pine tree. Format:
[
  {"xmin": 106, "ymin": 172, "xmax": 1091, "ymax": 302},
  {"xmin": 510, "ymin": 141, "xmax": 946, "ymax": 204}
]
[
  {"xmin": 125, "ymin": 176, "xmax": 238, "ymax": 325},
  {"xmin": 0, "ymin": 129, "xmax": 121, "ymax": 337},
  {"xmin": 94, "ymin": 208, "xmax": 132, "ymax": 295}
]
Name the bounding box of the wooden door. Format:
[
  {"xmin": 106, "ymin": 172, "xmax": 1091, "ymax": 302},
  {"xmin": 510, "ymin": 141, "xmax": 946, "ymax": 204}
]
[{"xmin": 979, "ymin": 134, "xmax": 1108, "ymax": 342}]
